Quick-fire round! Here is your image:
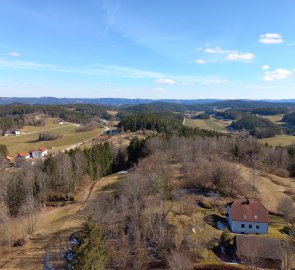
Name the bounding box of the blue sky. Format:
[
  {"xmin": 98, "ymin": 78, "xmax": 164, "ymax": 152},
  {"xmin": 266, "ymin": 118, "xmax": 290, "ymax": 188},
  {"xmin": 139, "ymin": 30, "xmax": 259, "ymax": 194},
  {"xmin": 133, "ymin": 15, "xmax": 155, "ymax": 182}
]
[{"xmin": 0, "ymin": 0, "xmax": 294, "ymax": 99}]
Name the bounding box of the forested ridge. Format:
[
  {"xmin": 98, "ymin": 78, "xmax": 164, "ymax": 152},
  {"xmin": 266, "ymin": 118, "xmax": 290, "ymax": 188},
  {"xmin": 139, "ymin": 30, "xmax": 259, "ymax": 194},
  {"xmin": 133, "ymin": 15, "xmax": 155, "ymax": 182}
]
[
  {"xmin": 283, "ymin": 112, "xmax": 295, "ymax": 126},
  {"xmin": 118, "ymin": 112, "xmax": 224, "ymax": 137},
  {"xmin": 0, "ymin": 103, "xmax": 112, "ymax": 130},
  {"xmin": 230, "ymin": 114, "xmax": 282, "ymax": 138}
]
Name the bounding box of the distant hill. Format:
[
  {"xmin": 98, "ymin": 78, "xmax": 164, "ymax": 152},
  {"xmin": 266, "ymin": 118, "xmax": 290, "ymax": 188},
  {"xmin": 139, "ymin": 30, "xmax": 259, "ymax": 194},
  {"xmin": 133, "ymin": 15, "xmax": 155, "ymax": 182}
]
[
  {"xmin": 0, "ymin": 97, "xmax": 219, "ymax": 106},
  {"xmin": 1, "ymin": 97, "xmax": 295, "ymax": 108}
]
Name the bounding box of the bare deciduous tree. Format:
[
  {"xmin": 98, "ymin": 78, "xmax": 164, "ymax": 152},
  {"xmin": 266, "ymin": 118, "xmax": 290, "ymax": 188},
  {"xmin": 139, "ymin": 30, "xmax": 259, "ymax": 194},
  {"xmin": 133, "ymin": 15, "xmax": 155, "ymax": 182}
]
[{"xmin": 167, "ymin": 250, "xmax": 194, "ymax": 270}]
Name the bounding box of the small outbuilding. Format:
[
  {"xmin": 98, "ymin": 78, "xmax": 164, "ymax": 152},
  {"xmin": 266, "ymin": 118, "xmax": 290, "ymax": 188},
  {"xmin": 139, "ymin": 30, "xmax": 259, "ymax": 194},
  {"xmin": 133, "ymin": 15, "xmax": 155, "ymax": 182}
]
[
  {"xmin": 226, "ymin": 198, "xmax": 269, "ymax": 234},
  {"xmin": 16, "ymin": 152, "xmax": 30, "ymax": 159}
]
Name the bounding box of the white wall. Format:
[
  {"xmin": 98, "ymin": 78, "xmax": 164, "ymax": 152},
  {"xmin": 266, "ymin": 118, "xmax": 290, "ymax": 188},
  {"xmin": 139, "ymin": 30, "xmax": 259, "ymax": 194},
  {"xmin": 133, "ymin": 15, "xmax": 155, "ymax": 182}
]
[
  {"xmin": 226, "ymin": 205, "xmax": 268, "ymax": 234},
  {"xmin": 231, "ymin": 221, "xmax": 268, "ymax": 234},
  {"xmin": 31, "ymin": 150, "xmax": 47, "ymax": 158}
]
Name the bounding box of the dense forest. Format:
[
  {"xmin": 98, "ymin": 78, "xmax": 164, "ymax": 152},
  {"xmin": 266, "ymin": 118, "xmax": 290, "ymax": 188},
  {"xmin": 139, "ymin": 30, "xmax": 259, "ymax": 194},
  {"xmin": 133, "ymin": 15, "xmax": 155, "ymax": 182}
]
[
  {"xmin": 250, "ymin": 107, "xmax": 290, "ymax": 116},
  {"xmin": 283, "ymin": 112, "xmax": 295, "ymax": 126},
  {"xmin": 118, "ymin": 113, "xmax": 223, "ymax": 138}
]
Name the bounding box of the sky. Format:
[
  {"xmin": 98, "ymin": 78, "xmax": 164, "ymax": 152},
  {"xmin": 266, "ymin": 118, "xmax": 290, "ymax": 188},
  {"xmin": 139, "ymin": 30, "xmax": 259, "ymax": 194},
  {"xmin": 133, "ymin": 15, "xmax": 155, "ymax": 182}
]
[{"xmin": 0, "ymin": 0, "xmax": 294, "ymax": 99}]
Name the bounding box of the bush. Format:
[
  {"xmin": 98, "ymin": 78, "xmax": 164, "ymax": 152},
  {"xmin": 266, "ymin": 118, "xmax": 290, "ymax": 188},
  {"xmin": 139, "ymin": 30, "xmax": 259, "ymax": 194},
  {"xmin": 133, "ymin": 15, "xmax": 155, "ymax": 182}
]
[{"xmin": 38, "ymin": 132, "xmax": 62, "ymax": 141}]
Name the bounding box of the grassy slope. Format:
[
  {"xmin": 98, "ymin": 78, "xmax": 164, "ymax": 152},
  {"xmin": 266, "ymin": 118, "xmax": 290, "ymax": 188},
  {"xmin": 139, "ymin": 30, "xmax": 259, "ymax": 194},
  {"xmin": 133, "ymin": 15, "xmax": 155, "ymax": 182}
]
[
  {"xmin": 258, "ymin": 135, "xmax": 295, "ymax": 147},
  {"xmin": 262, "ymin": 114, "xmax": 285, "ymax": 124},
  {"xmin": 0, "ymin": 173, "xmax": 123, "ymax": 270},
  {"xmin": 184, "ymin": 117, "xmax": 229, "ymax": 133}
]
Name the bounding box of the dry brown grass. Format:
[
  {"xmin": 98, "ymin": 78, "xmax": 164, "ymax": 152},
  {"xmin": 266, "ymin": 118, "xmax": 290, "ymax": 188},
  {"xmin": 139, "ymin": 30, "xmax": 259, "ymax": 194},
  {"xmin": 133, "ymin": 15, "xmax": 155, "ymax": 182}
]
[{"xmin": 239, "ymin": 165, "xmax": 295, "ymax": 211}]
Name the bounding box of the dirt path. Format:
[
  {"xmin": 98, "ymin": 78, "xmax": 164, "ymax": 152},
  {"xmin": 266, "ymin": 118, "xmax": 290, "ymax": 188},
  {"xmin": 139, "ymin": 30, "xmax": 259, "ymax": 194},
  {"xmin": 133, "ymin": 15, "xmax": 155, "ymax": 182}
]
[{"xmin": 0, "ymin": 173, "xmax": 122, "ymax": 270}]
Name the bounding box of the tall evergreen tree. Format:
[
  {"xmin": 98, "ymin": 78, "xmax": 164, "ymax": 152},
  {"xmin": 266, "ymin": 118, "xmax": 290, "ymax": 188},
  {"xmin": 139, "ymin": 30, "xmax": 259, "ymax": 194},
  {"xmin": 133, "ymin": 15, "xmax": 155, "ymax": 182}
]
[{"xmin": 72, "ymin": 218, "xmax": 110, "ymax": 270}]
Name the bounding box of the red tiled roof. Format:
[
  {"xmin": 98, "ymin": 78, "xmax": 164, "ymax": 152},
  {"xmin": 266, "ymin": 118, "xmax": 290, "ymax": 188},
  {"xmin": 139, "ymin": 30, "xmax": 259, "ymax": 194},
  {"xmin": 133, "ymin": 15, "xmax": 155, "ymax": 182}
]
[
  {"xmin": 227, "ymin": 199, "xmax": 269, "ymax": 223},
  {"xmin": 31, "ymin": 148, "xmax": 48, "ymax": 153},
  {"xmin": 17, "ymin": 152, "xmax": 29, "ymax": 157}
]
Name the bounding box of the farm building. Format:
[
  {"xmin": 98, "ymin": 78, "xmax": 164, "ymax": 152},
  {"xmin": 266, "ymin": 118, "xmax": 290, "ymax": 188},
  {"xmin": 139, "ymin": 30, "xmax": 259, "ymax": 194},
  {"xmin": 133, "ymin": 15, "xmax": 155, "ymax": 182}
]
[
  {"xmin": 234, "ymin": 235, "xmax": 283, "ymax": 269},
  {"xmin": 16, "ymin": 152, "xmax": 30, "ymax": 159},
  {"xmin": 2, "ymin": 130, "xmax": 10, "ymax": 136},
  {"xmin": 31, "ymin": 148, "xmax": 48, "ymax": 158},
  {"xmin": 12, "ymin": 129, "xmax": 21, "ymax": 135},
  {"xmin": 226, "ymin": 198, "xmax": 269, "ymax": 234}
]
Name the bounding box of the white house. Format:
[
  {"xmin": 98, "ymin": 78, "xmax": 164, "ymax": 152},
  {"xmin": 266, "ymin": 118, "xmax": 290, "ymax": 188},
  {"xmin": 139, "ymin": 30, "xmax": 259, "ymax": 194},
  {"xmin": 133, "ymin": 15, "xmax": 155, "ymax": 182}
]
[
  {"xmin": 226, "ymin": 198, "xmax": 269, "ymax": 234},
  {"xmin": 12, "ymin": 129, "xmax": 21, "ymax": 135},
  {"xmin": 57, "ymin": 119, "xmax": 65, "ymax": 124},
  {"xmin": 31, "ymin": 148, "xmax": 48, "ymax": 158}
]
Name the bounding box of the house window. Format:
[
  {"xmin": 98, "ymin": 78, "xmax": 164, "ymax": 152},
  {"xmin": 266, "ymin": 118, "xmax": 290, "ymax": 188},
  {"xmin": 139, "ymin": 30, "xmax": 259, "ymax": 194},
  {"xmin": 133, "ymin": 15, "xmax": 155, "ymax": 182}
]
[
  {"xmin": 241, "ymin": 224, "xmax": 245, "ymax": 228},
  {"xmin": 249, "ymin": 224, "xmax": 253, "ymax": 229},
  {"xmin": 256, "ymin": 225, "xmax": 260, "ymax": 229}
]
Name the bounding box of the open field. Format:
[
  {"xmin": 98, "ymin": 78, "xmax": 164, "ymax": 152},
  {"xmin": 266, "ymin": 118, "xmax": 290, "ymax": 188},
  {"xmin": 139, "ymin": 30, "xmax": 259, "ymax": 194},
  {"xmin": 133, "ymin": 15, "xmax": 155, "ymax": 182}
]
[
  {"xmin": 106, "ymin": 110, "xmax": 118, "ymax": 116},
  {"xmin": 258, "ymin": 134, "xmax": 295, "ymax": 147},
  {"xmin": 262, "ymin": 114, "xmax": 285, "ymax": 124},
  {"xmin": 184, "ymin": 117, "xmax": 229, "ymax": 133},
  {"xmin": 0, "ymin": 121, "xmax": 104, "ymax": 155}
]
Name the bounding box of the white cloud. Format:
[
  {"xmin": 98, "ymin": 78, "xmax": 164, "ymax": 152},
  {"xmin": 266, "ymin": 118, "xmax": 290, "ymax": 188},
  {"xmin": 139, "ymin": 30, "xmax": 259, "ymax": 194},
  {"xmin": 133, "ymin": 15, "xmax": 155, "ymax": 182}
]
[
  {"xmin": 0, "ymin": 58, "xmax": 228, "ymax": 86},
  {"xmin": 205, "ymin": 46, "xmax": 228, "ymax": 54},
  {"xmin": 259, "ymin": 33, "xmax": 283, "ymax": 44},
  {"xmin": 155, "ymin": 78, "xmax": 175, "ymax": 84},
  {"xmin": 8, "ymin": 51, "xmax": 21, "ymax": 57},
  {"xmin": 204, "ymin": 46, "xmax": 255, "ymax": 62},
  {"xmin": 262, "ymin": 65, "xmax": 270, "ymax": 70},
  {"xmin": 226, "ymin": 52, "xmax": 255, "ymax": 61},
  {"xmin": 0, "ymin": 59, "xmax": 54, "ymax": 70},
  {"xmin": 152, "ymin": 87, "xmax": 166, "ymax": 92},
  {"xmin": 203, "ymin": 79, "xmax": 229, "ymax": 85},
  {"xmin": 196, "ymin": 59, "xmax": 206, "ymax": 64},
  {"xmin": 263, "ymin": 68, "xmax": 292, "ymax": 81}
]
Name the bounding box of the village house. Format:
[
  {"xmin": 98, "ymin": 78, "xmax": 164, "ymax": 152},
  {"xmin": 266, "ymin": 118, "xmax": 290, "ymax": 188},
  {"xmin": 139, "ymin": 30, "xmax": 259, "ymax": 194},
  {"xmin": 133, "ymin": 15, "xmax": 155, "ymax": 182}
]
[
  {"xmin": 15, "ymin": 152, "xmax": 30, "ymax": 160},
  {"xmin": 57, "ymin": 119, "xmax": 64, "ymax": 124},
  {"xmin": 12, "ymin": 129, "xmax": 21, "ymax": 135},
  {"xmin": 31, "ymin": 147, "xmax": 48, "ymax": 158},
  {"xmin": 226, "ymin": 198, "xmax": 269, "ymax": 234},
  {"xmin": 234, "ymin": 235, "xmax": 283, "ymax": 269},
  {"xmin": 2, "ymin": 130, "xmax": 10, "ymax": 136}
]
